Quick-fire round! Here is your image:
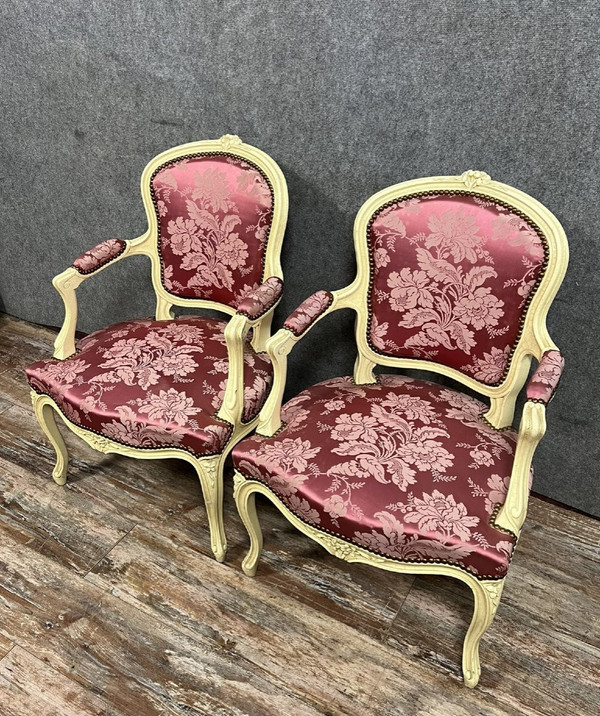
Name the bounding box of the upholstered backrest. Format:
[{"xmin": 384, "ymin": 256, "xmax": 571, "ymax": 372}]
[
  {"xmin": 366, "ymin": 191, "xmax": 546, "ymax": 384},
  {"xmin": 149, "ymin": 152, "xmax": 275, "ymax": 308},
  {"xmin": 352, "ymin": 173, "xmax": 568, "ymax": 399}
]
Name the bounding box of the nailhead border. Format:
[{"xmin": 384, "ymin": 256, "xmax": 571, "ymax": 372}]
[
  {"xmin": 236, "ymin": 278, "xmax": 284, "ymax": 320},
  {"xmin": 73, "ymin": 239, "xmax": 127, "ymax": 275},
  {"xmin": 364, "ymin": 190, "xmax": 550, "ymax": 388},
  {"xmin": 149, "ymin": 152, "xmax": 276, "ymax": 303},
  {"xmin": 28, "ymin": 388, "xmax": 234, "ymax": 459},
  {"xmin": 281, "ymin": 291, "xmax": 335, "ymax": 337},
  {"xmin": 236, "ymin": 467, "xmax": 516, "ymax": 581}
]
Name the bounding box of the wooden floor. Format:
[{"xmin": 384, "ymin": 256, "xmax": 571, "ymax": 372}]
[{"xmin": 0, "ymin": 313, "xmax": 598, "ymax": 716}]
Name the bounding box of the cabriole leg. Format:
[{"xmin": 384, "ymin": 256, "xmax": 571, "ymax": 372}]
[
  {"xmin": 30, "ymin": 392, "xmax": 68, "ymax": 485},
  {"xmin": 462, "ymin": 577, "xmax": 505, "ymax": 688},
  {"xmin": 193, "ymin": 456, "xmax": 227, "ymax": 562},
  {"xmin": 233, "ymin": 474, "xmax": 263, "ymax": 577}
]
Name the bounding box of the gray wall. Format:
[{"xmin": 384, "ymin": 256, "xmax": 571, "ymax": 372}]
[{"xmin": 1, "ymin": 2, "xmax": 598, "ymax": 516}]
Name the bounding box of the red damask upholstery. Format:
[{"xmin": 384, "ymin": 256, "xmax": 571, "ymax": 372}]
[
  {"xmin": 283, "ymin": 290, "xmax": 334, "ymax": 336},
  {"xmin": 526, "ymin": 350, "xmax": 564, "ymax": 404},
  {"xmin": 73, "ymin": 239, "xmax": 127, "ymax": 274},
  {"xmin": 26, "ymin": 316, "xmax": 273, "ymax": 457},
  {"xmin": 233, "ymin": 375, "xmax": 522, "ymax": 579},
  {"xmin": 151, "ymin": 154, "xmax": 274, "ymax": 308},
  {"xmin": 368, "ymin": 194, "xmax": 547, "ymax": 385},
  {"xmin": 236, "ymin": 277, "xmax": 283, "ymax": 320}
]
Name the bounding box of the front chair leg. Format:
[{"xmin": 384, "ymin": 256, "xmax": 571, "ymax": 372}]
[
  {"xmin": 462, "ymin": 577, "xmax": 505, "ymax": 688},
  {"xmin": 30, "ymin": 392, "xmax": 69, "ymax": 485},
  {"xmin": 194, "ymin": 456, "xmax": 227, "ymax": 562},
  {"xmin": 233, "ymin": 473, "xmax": 263, "ymax": 576}
]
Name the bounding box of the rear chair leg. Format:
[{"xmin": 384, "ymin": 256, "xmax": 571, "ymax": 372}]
[{"xmin": 30, "ymin": 392, "xmax": 68, "ymax": 485}]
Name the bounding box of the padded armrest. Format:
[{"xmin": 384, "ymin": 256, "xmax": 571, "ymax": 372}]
[
  {"xmin": 236, "ymin": 277, "xmax": 283, "ymax": 320},
  {"xmin": 73, "ymin": 239, "xmax": 127, "ymax": 274},
  {"xmin": 525, "ymin": 350, "xmax": 565, "ymax": 405},
  {"xmin": 282, "ymin": 290, "xmax": 334, "ymax": 337}
]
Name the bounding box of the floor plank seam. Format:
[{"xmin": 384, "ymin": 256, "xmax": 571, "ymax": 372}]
[
  {"xmin": 0, "ymin": 403, "xmax": 14, "ymax": 418},
  {"xmin": 378, "ymin": 575, "xmax": 417, "ymax": 645},
  {"xmin": 0, "ymin": 644, "xmax": 15, "ymax": 664},
  {"xmin": 83, "ymin": 523, "xmax": 139, "ymax": 579}
]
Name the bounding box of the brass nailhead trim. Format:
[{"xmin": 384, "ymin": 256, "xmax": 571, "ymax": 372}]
[
  {"xmin": 29, "ymin": 380, "xmax": 235, "ymax": 459},
  {"xmin": 364, "ymin": 190, "xmax": 551, "ymax": 387},
  {"xmin": 282, "ymin": 291, "xmax": 335, "ymax": 337},
  {"xmin": 236, "ymin": 467, "xmax": 512, "ymax": 581},
  {"xmin": 73, "ymin": 240, "xmax": 127, "ymax": 275},
  {"xmin": 149, "ymin": 152, "xmax": 276, "ymax": 302}
]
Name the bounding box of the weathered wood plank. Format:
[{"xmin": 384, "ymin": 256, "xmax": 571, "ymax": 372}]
[
  {"xmin": 163, "ymin": 488, "xmax": 414, "ymax": 641},
  {"xmin": 381, "ymin": 570, "xmax": 600, "ymax": 715},
  {"xmin": 0, "ymin": 636, "xmax": 13, "ymax": 660},
  {"xmin": 0, "ymin": 455, "xmax": 134, "ymax": 574},
  {"xmin": 526, "ymin": 496, "xmax": 600, "ymax": 563},
  {"xmin": 0, "ymin": 528, "xmax": 328, "ymax": 716},
  {"xmin": 0, "ymin": 314, "xmax": 57, "ymax": 373},
  {"xmin": 86, "ymin": 520, "xmax": 541, "ymax": 716},
  {"xmin": 0, "ymin": 404, "xmax": 204, "ymax": 527},
  {"xmin": 0, "ymin": 646, "xmax": 116, "ymax": 716},
  {"xmin": 0, "ymin": 368, "xmax": 34, "ymax": 411}
]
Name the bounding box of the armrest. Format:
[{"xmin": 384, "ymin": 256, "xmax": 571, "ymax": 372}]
[
  {"xmin": 52, "ymin": 232, "xmax": 151, "ymax": 360},
  {"xmin": 73, "ymin": 239, "xmax": 127, "ymax": 274},
  {"xmin": 256, "ymin": 287, "xmax": 352, "ymax": 436},
  {"xmin": 235, "ymin": 277, "xmax": 283, "ymax": 320},
  {"xmin": 495, "ymin": 351, "xmax": 564, "ymax": 535},
  {"xmin": 525, "ymin": 350, "xmax": 565, "ymax": 405},
  {"xmin": 216, "ymin": 277, "xmax": 283, "ymax": 425},
  {"xmin": 282, "ymin": 290, "xmax": 334, "ymax": 336}
]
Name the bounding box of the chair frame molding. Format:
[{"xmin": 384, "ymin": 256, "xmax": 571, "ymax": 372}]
[
  {"xmin": 234, "ymin": 170, "xmax": 568, "ymax": 686},
  {"xmin": 34, "ymin": 135, "xmax": 289, "ymax": 561}
]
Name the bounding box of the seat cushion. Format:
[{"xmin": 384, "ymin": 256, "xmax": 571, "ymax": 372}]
[
  {"xmin": 233, "ymin": 375, "xmax": 524, "ymax": 579},
  {"xmin": 26, "ymin": 316, "xmax": 272, "ymax": 457}
]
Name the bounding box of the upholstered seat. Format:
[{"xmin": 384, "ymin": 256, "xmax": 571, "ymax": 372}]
[
  {"xmin": 27, "ymin": 316, "xmax": 273, "ymax": 457},
  {"xmin": 234, "ymin": 375, "xmax": 520, "ymax": 579}
]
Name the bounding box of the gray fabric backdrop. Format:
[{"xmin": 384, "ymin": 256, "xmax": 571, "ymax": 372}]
[{"xmin": 1, "ymin": 2, "xmax": 598, "ymax": 516}]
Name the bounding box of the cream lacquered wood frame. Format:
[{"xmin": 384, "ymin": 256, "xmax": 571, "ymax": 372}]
[
  {"xmin": 233, "ymin": 170, "xmax": 568, "ymax": 686},
  {"xmin": 32, "ymin": 134, "xmax": 288, "ymax": 562}
]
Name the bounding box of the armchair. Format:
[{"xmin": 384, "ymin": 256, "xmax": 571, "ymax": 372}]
[
  {"xmin": 25, "ymin": 135, "xmax": 288, "ymax": 562},
  {"xmin": 231, "ymin": 171, "xmax": 568, "ymax": 686}
]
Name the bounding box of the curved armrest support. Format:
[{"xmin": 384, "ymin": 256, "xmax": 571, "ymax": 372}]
[
  {"xmin": 494, "ymin": 350, "xmax": 564, "ymax": 535},
  {"xmin": 525, "ymin": 350, "xmax": 564, "ymax": 405},
  {"xmin": 495, "ymin": 351, "xmax": 564, "ymax": 534},
  {"xmin": 217, "ymin": 277, "xmax": 283, "ymax": 425},
  {"xmin": 257, "ymin": 285, "xmax": 356, "ymax": 436},
  {"xmin": 52, "ymin": 232, "xmax": 151, "ymax": 359},
  {"xmin": 494, "ymin": 401, "xmax": 546, "ymax": 535}
]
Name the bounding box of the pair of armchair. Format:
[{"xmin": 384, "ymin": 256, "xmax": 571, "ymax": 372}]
[{"xmin": 26, "ymin": 138, "xmax": 568, "ymax": 687}]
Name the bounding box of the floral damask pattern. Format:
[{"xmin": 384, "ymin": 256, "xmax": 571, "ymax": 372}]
[
  {"xmin": 526, "ymin": 350, "xmax": 564, "ymax": 404},
  {"xmin": 283, "ymin": 290, "xmax": 334, "ymax": 336},
  {"xmin": 233, "ymin": 374, "xmax": 522, "ymax": 579},
  {"xmin": 151, "ymin": 154, "xmax": 274, "ymax": 308},
  {"xmin": 73, "ymin": 239, "xmax": 126, "ymax": 274},
  {"xmin": 26, "ymin": 316, "xmax": 273, "ymax": 456},
  {"xmin": 236, "ymin": 277, "xmax": 283, "ymax": 319},
  {"xmin": 368, "ymin": 194, "xmax": 547, "ymax": 385}
]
